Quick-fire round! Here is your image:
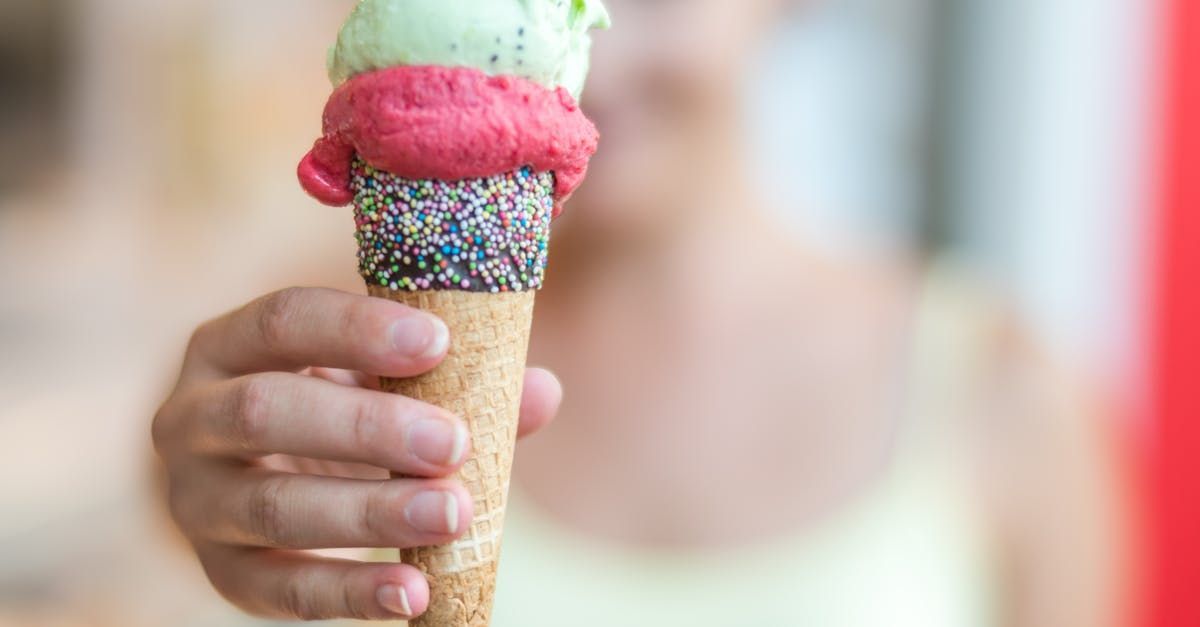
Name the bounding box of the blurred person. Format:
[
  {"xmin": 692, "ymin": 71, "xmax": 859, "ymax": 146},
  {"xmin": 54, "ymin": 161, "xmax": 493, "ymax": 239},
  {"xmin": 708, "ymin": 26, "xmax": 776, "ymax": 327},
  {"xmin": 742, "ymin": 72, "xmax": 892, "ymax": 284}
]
[{"xmin": 151, "ymin": 0, "xmax": 1133, "ymax": 625}]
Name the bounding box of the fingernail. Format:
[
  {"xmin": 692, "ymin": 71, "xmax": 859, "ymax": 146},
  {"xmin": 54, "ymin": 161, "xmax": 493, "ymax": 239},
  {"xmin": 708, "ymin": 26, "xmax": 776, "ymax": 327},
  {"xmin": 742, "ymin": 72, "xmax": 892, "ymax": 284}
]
[
  {"xmin": 405, "ymin": 491, "xmax": 460, "ymax": 535},
  {"xmin": 406, "ymin": 418, "xmax": 470, "ymax": 466},
  {"xmin": 377, "ymin": 584, "xmax": 412, "ymax": 616},
  {"xmin": 390, "ymin": 315, "xmax": 449, "ymax": 359}
]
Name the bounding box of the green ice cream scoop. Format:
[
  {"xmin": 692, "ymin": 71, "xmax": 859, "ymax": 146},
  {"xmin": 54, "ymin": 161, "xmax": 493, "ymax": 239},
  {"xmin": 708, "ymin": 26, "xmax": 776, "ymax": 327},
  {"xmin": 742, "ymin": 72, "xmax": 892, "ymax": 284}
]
[{"xmin": 328, "ymin": 0, "xmax": 611, "ymax": 99}]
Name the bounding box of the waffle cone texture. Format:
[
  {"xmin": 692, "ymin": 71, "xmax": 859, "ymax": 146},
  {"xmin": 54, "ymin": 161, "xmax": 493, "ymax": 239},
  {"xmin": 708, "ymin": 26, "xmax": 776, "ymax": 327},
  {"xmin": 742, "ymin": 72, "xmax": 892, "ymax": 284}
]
[
  {"xmin": 352, "ymin": 161, "xmax": 554, "ymax": 625},
  {"xmin": 369, "ymin": 287, "xmax": 534, "ymax": 626}
]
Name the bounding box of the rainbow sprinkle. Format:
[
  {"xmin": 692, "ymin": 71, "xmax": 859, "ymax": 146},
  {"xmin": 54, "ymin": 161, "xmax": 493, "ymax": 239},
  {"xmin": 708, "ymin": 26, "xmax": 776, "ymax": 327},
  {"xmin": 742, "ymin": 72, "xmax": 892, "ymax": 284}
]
[{"xmin": 351, "ymin": 159, "xmax": 555, "ymax": 293}]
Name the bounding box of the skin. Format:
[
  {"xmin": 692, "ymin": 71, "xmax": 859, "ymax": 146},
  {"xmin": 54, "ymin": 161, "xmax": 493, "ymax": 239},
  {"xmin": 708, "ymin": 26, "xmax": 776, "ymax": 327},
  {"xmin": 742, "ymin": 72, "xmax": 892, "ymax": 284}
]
[
  {"xmin": 153, "ymin": 287, "xmax": 562, "ymax": 621},
  {"xmin": 159, "ymin": 0, "xmax": 1129, "ymax": 623}
]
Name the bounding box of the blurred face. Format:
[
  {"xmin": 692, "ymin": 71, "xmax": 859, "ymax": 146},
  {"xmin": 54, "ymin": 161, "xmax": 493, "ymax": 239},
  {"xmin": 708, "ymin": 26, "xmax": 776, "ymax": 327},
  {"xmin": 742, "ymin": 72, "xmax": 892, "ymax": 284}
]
[{"xmin": 568, "ymin": 0, "xmax": 783, "ymax": 237}]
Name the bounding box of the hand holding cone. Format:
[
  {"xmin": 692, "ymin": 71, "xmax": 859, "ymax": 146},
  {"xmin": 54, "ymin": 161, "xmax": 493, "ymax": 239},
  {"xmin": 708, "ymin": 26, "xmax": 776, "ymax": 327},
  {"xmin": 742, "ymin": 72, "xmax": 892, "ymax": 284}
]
[{"xmin": 298, "ymin": 4, "xmax": 608, "ymax": 623}]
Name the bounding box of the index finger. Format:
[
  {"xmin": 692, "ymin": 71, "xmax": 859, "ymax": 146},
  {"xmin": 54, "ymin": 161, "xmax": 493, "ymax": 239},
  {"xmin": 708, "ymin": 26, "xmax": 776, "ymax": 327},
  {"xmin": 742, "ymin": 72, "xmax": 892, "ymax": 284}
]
[{"xmin": 185, "ymin": 288, "xmax": 449, "ymax": 379}]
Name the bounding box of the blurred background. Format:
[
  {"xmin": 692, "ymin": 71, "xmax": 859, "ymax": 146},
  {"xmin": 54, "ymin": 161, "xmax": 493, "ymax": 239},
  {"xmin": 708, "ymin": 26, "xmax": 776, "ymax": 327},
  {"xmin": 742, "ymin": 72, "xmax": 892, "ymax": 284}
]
[{"xmin": 0, "ymin": 0, "xmax": 1173, "ymax": 625}]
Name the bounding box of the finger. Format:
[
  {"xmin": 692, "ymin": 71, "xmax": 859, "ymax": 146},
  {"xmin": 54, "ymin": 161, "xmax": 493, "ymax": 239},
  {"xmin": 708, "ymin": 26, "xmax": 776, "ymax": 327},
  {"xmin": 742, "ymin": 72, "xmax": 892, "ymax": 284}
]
[
  {"xmin": 517, "ymin": 368, "xmax": 564, "ymax": 439},
  {"xmin": 182, "ymin": 372, "xmax": 470, "ymax": 476},
  {"xmin": 198, "ymin": 545, "xmax": 429, "ymax": 621},
  {"xmin": 179, "ymin": 468, "xmax": 473, "ymax": 550},
  {"xmin": 186, "ymin": 287, "xmax": 449, "ymax": 379}
]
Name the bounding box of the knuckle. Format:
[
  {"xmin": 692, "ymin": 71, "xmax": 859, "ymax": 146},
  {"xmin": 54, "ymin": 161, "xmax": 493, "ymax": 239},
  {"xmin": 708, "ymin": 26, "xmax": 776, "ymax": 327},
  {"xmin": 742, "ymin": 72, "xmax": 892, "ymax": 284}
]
[
  {"xmin": 344, "ymin": 598, "xmax": 371, "ymax": 621},
  {"xmin": 180, "ymin": 319, "xmax": 223, "ymax": 378},
  {"xmin": 339, "ymin": 570, "xmax": 372, "ymax": 621},
  {"xmin": 248, "ymin": 475, "xmax": 291, "ymax": 546},
  {"xmin": 184, "ymin": 321, "xmax": 213, "ymax": 361},
  {"xmin": 339, "ymin": 299, "xmax": 367, "ymax": 336},
  {"xmin": 256, "ymin": 287, "xmax": 305, "ymax": 350},
  {"xmin": 351, "ymin": 396, "xmax": 389, "ymax": 458},
  {"xmin": 355, "ymin": 396, "xmax": 415, "ymax": 469},
  {"xmin": 343, "ymin": 592, "xmax": 372, "ymax": 621},
  {"xmin": 280, "ymin": 572, "xmax": 324, "ymax": 620},
  {"xmin": 361, "ymin": 483, "xmax": 395, "ymax": 545},
  {"xmin": 229, "ymin": 376, "xmax": 274, "ymax": 449},
  {"xmin": 341, "ymin": 298, "xmax": 387, "ymax": 353},
  {"xmin": 150, "ymin": 402, "xmax": 176, "ymax": 455}
]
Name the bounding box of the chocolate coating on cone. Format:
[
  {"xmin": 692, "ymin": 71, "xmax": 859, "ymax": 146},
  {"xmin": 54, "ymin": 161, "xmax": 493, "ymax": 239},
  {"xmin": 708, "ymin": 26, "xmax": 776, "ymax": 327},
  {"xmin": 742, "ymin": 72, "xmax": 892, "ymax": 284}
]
[
  {"xmin": 354, "ymin": 160, "xmax": 554, "ymax": 293},
  {"xmin": 369, "ymin": 287, "xmax": 534, "ymax": 626}
]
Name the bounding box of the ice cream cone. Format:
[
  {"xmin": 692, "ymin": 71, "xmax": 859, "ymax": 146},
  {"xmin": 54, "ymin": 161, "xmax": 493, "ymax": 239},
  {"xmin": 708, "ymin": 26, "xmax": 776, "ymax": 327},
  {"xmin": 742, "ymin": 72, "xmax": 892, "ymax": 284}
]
[
  {"xmin": 298, "ymin": 7, "xmax": 609, "ymax": 620},
  {"xmin": 369, "ymin": 288, "xmax": 534, "ymax": 626},
  {"xmin": 352, "ymin": 161, "xmax": 552, "ymax": 625}
]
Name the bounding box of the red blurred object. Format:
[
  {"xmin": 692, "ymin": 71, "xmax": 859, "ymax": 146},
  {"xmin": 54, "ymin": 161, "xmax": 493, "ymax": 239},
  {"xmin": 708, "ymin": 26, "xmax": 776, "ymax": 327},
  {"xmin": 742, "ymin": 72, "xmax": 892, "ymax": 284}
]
[{"xmin": 1151, "ymin": 0, "xmax": 1200, "ymax": 624}]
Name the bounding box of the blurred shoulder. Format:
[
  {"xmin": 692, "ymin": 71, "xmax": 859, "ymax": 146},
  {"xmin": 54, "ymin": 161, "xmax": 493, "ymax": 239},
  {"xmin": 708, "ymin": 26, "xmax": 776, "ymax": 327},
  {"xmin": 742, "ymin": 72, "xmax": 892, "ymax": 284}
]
[
  {"xmin": 916, "ymin": 262, "xmax": 1135, "ymax": 627},
  {"xmin": 915, "ymin": 259, "xmax": 1113, "ymax": 420}
]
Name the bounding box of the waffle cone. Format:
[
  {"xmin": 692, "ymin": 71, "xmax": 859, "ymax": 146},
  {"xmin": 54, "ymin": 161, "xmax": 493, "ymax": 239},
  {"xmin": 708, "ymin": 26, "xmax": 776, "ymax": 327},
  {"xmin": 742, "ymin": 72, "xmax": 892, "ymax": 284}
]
[{"xmin": 368, "ymin": 286, "xmax": 535, "ymax": 626}]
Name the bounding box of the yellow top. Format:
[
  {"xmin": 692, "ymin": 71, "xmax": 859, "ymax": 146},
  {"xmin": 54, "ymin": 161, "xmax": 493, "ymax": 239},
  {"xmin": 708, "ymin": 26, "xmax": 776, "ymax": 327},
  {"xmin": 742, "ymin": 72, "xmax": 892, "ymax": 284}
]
[{"xmin": 488, "ymin": 269, "xmax": 1003, "ymax": 627}]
